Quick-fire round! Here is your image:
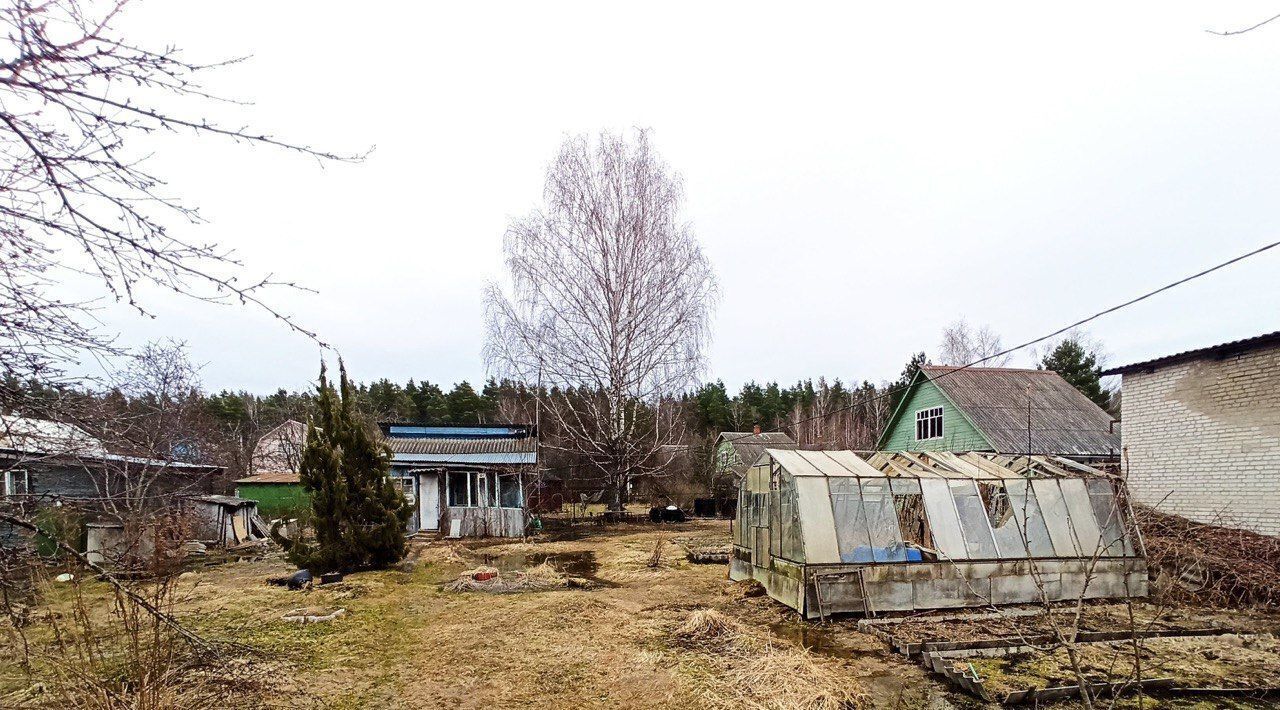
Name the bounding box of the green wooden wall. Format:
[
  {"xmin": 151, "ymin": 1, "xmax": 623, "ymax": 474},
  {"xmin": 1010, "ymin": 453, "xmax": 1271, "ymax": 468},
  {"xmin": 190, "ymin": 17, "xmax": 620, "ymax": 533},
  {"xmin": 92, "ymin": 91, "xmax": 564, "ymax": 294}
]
[
  {"xmin": 878, "ymin": 377, "xmax": 991, "ymax": 452},
  {"xmin": 235, "ymin": 482, "xmax": 310, "ymax": 518}
]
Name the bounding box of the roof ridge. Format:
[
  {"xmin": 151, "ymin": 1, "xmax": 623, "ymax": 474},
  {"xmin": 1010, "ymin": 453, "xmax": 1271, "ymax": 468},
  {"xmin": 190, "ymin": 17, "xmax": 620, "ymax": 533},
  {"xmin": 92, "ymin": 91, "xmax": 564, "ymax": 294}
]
[{"xmin": 922, "ymin": 365, "xmax": 1049, "ymax": 373}]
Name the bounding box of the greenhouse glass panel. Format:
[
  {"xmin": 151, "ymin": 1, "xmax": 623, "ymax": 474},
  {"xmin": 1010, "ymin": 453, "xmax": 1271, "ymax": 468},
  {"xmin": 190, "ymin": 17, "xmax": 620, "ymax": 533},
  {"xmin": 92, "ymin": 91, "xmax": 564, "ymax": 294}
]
[
  {"xmin": 829, "ymin": 478, "xmax": 873, "ymax": 562},
  {"xmin": 949, "ymin": 479, "xmax": 999, "ymax": 559},
  {"xmin": 779, "ymin": 475, "xmax": 804, "ymax": 562},
  {"xmin": 919, "ymin": 477, "xmax": 968, "ymax": 559},
  {"xmin": 770, "ymin": 488, "xmax": 782, "ymax": 558},
  {"xmin": 979, "ymin": 481, "xmax": 1029, "ymax": 559},
  {"xmin": 1030, "ymin": 479, "xmax": 1082, "ymax": 556},
  {"xmin": 1059, "ymin": 478, "xmax": 1104, "ymax": 558},
  {"xmin": 1005, "ymin": 479, "xmax": 1057, "ymax": 557},
  {"xmin": 1086, "ymin": 478, "xmax": 1133, "ymax": 556},
  {"xmin": 861, "ymin": 478, "xmax": 908, "ymax": 561},
  {"xmin": 890, "ymin": 478, "xmax": 932, "ymax": 558}
]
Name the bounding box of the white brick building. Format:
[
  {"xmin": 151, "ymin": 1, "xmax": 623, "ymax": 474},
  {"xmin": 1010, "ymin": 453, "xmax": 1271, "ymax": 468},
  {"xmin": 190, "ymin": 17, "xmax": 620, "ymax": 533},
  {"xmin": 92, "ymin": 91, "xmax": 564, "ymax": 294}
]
[{"xmin": 1104, "ymin": 332, "xmax": 1280, "ymax": 536}]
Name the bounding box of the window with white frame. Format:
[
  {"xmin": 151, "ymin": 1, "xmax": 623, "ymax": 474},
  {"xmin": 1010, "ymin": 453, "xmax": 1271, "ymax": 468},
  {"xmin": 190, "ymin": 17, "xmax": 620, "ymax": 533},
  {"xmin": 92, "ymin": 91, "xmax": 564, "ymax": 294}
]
[
  {"xmin": 447, "ymin": 471, "xmax": 470, "ymax": 507},
  {"xmin": 397, "ymin": 477, "xmax": 416, "ymax": 506},
  {"xmin": 498, "ymin": 474, "xmax": 523, "ymax": 508},
  {"xmin": 3, "ymin": 469, "xmax": 30, "ymax": 498},
  {"xmin": 915, "ymin": 407, "xmax": 943, "ymax": 440},
  {"xmin": 446, "ymin": 471, "xmax": 512, "ymax": 508}
]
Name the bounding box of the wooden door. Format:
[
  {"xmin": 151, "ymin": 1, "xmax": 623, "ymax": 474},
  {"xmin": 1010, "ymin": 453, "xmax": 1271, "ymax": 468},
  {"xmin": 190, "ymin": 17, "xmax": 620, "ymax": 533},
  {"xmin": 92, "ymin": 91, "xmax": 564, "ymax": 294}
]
[{"xmin": 419, "ymin": 473, "xmax": 440, "ymax": 531}]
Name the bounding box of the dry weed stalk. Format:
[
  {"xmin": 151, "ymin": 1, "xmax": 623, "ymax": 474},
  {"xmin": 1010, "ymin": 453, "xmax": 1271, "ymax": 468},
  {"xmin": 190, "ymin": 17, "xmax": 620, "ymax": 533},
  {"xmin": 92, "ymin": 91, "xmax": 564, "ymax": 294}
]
[{"xmin": 0, "ymin": 510, "xmax": 261, "ymax": 708}]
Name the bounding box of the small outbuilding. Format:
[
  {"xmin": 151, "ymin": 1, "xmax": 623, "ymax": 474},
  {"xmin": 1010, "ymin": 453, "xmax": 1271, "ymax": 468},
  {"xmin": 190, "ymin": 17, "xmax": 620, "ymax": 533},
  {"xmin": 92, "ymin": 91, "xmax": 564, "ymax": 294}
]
[
  {"xmin": 183, "ymin": 495, "xmax": 267, "ymax": 546},
  {"xmin": 732, "ymin": 449, "xmax": 1145, "ymax": 618}
]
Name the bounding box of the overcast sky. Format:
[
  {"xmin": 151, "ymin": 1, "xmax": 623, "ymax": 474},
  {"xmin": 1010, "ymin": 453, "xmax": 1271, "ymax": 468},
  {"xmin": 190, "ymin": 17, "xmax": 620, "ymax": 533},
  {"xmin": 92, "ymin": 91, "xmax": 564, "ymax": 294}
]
[{"xmin": 77, "ymin": 2, "xmax": 1280, "ymax": 394}]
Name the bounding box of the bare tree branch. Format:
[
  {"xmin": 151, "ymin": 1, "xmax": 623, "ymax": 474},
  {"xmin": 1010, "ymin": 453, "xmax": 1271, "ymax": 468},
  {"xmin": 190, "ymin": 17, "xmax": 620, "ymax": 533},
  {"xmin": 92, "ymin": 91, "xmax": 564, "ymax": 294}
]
[{"xmin": 0, "ymin": 0, "xmax": 363, "ymax": 383}]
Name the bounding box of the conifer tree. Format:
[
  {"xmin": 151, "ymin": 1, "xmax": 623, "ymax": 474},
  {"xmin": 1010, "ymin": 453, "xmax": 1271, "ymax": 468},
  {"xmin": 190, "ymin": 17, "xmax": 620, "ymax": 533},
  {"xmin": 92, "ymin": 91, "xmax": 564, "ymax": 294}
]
[
  {"xmin": 1039, "ymin": 338, "xmax": 1110, "ymax": 410},
  {"xmin": 291, "ymin": 361, "xmax": 409, "ymax": 572}
]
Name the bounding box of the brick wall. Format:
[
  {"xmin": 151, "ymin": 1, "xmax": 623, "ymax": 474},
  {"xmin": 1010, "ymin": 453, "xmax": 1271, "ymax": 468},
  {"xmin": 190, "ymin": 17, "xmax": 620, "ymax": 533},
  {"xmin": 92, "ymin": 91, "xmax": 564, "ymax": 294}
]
[{"xmin": 1121, "ymin": 345, "xmax": 1280, "ymax": 536}]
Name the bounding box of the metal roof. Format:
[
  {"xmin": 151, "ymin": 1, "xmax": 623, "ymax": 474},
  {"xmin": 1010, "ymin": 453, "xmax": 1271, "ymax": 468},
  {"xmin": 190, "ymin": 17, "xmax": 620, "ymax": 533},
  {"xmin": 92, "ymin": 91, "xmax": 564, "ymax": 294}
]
[
  {"xmin": 1, "ymin": 414, "xmax": 223, "ymax": 471},
  {"xmin": 919, "ymin": 366, "xmax": 1120, "ymax": 457},
  {"xmin": 384, "ymin": 436, "xmax": 535, "ymax": 455},
  {"xmin": 235, "ymin": 471, "xmax": 301, "ymax": 484},
  {"xmin": 716, "ymin": 431, "xmax": 797, "ymax": 477},
  {"xmin": 1102, "ymin": 330, "xmax": 1280, "ymax": 375},
  {"xmin": 393, "ymin": 452, "xmax": 536, "ymax": 465},
  {"xmin": 188, "ymin": 495, "xmax": 255, "ymax": 508},
  {"xmin": 378, "ymin": 423, "xmax": 534, "ymax": 438},
  {"xmin": 759, "ymin": 449, "xmax": 1109, "ymax": 480},
  {"xmin": 1, "ymin": 415, "xmax": 108, "ymax": 457}
]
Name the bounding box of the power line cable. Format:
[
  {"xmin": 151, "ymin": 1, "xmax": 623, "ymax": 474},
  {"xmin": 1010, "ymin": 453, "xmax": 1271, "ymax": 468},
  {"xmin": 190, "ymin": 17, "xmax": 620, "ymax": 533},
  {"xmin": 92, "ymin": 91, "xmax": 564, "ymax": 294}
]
[
  {"xmin": 529, "ymin": 238, "xmax": 1280, "ymax": 476},
  {"xmin": 716, "ymin": 238, "xmax": 1280, "ymax": 447}
]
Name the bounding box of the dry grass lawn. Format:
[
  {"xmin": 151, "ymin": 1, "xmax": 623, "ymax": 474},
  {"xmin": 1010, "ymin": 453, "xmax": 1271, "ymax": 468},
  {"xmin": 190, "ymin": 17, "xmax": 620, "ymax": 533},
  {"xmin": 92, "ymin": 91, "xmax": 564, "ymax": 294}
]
[{"xmin": 0, "ymin": 522, "xmax": 946, "ymax": 708}]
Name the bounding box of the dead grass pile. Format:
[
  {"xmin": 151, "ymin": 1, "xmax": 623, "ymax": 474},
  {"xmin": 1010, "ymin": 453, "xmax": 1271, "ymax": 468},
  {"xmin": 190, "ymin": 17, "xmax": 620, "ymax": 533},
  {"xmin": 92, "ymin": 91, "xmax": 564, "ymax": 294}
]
[
  {"xmin": 1135, "ymin": 505, "xmax": 1280, "ymax": 607},
  {"xmin": 602, "ymin": 540, "xmax": 686, "ymax": 582},
  {"xmin": 674, "ymin": 608, "xmax": 742, "ymax": 643},
  {"xmin": 442, "ymin": 564, "xmax": 566, "ymax": 594},
  {"xmin": 672, "ymin": 609, "xmax": 866, "ymax": 709}
]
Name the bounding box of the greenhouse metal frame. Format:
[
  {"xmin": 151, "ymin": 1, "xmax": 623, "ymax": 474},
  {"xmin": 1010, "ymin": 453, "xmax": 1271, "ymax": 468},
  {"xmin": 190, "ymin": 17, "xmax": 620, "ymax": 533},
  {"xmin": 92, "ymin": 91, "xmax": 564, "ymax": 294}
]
[{"xmin": 730, "ymin": 449, "xmax": 1147, "ymax": 618}]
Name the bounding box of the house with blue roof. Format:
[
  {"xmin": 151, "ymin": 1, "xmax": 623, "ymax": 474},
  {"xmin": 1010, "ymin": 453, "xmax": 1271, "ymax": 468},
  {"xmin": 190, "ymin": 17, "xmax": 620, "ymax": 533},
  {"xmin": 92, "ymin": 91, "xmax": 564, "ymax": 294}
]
[
  {"xmin": 381, "ymin": 422, "xmax": 537, "ymax": 537},
  {"xmin": 237, "ymin": 421, "xmax": 540, "ymax": 537}
]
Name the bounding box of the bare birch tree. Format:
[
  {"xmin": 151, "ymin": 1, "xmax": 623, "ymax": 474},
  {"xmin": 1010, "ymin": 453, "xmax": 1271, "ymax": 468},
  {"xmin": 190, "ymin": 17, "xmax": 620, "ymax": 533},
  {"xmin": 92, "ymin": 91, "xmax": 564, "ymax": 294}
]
[
  {"xmin": 485, "ymin": 130, "xmax": 717, "ymax": 510},
  {"xmin": 0, "ymin": 0, "xmax": 356, "ymax": 392},
  {"xmin": 938, "ymin": 318, "xmax": 1011, "ymax": 366}
]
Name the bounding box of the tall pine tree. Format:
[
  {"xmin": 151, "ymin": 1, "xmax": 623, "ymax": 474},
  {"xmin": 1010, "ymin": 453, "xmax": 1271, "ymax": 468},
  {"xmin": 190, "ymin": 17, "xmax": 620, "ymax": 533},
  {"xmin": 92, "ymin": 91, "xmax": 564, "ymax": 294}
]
[
  {"xmin": 291, "ymin": 361, "xmax": 409, "ymax": 573},
  {"xmin": 1039, "ymin": 338, "xmax": 1110, "ymax": 410}
]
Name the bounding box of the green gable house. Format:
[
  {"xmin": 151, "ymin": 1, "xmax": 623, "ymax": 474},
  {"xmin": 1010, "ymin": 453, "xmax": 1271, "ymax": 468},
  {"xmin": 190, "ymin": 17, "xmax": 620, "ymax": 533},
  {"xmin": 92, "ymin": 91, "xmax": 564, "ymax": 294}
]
[{"xmin": 878, "ymin": 366, "xmax": 1120, "ymax": 461}]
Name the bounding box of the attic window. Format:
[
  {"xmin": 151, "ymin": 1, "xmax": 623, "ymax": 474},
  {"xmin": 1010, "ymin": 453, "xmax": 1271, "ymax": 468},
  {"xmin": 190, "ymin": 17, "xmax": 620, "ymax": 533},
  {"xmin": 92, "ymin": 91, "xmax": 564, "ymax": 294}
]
[{"xmin": 915, "ymin": 407, "xmax": 943, "ymax": 440}]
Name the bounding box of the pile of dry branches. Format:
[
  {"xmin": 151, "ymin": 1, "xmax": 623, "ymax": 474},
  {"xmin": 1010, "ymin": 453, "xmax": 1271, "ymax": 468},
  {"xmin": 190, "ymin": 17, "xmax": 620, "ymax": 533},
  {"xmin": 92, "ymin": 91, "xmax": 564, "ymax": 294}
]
[{"xmin": 1135, "ymin": 505, "xmax": 1280, "ymax": 608}]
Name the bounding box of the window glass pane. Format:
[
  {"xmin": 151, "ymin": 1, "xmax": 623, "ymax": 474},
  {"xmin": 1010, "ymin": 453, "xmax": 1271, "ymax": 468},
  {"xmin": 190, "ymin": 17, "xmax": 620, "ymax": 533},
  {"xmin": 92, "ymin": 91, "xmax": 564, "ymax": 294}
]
[
  {"xmin": 499, "ymin": 475, "xmax": 522, "ymax": 508},
  {"xmin": 1005, "ymin": 479, "xmax": 1057, "ymax": 557},
  {"xmin": 920, "ymin": 478, "xmax": 968, "ymax": 559},
  {"xmin": 447, "ymin": 472, "xmax": 469, "ymax": 507},
  {"xmin": 949, "ymin": 479, "xmax": 999, "ymax": 559},
  {"xmin": 829, "ymin": 478, "xmax": 873, "ymax": 562},
  {"xmin": 861, "ymin": 479, "xmax": 908, "ymax": 562}
]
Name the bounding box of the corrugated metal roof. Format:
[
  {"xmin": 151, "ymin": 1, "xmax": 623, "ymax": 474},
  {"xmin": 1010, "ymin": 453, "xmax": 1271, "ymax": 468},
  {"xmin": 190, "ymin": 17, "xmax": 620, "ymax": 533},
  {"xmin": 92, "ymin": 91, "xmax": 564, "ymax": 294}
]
[
  {"xmin": 0, "ymin": 415, "xmax": 107, "ymax": 457},
  {"xmin": 384, "ymin": 436, "xmax": 535, "ymax": 455},
  {"xmin": 717, "ymin": 431, "xmax": 797, "ymax": 477},
  {"xmin": 1, "ymin": 414, "xmax": 222, "ymax": 471},
  {"xmin": 1102, "ymin": 330, "xmax": 1280, "ymax": 375},
  {"xmin": 921, "ymin": 366, "xmax": 1120, "ymax": 457},
  {"xmin": 393, "ymin": 452, "xmax": 535, "ymax": 465}
]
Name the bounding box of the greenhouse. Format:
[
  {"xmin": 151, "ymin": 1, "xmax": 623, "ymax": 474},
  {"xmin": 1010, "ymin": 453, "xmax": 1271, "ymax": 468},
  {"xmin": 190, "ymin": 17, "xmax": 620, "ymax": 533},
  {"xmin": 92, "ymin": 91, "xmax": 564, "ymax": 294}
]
[{"xmin": 730, "ymin": 449, "xmax": 1147, "ymax": 618}]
